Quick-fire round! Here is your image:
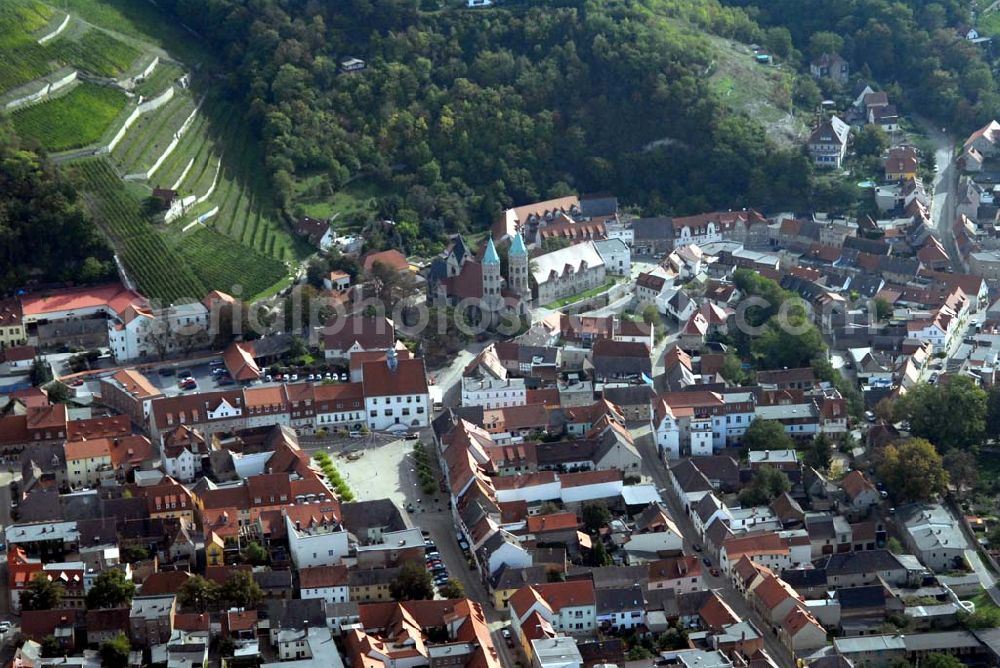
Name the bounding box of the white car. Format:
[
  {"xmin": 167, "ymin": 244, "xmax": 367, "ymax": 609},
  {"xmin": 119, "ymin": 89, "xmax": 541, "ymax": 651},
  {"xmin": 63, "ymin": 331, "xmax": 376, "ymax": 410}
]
[{"xmin": 0, "ymin": 621, "xmax": 12, "ymax": 633}]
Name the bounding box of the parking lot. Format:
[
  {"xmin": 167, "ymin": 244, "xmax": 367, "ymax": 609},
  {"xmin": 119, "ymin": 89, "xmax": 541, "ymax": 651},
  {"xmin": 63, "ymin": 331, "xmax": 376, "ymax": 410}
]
[{"xmin": 141, "ymin": 358, "xmax": 353, "ymax": 398}]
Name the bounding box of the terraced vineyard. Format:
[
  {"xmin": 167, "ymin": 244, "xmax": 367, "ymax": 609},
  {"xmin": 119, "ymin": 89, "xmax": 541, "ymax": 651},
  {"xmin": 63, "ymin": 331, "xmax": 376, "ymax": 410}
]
[
  {"xmin": 1, "ymin": 0, "xmax": 302, "ymax": 302},
  {"xmin": 170, "ymin": 227, "xmax": 289, "ymax": 298},
  {"xmin": 12, "ymin": 82, "xmax": 126, "ymax": 151},
  {"xmin": 111, "ymin": 90, "xmax": 196, "ymax": 175},
  {"xmin": 133, "ymin": 61, "xmax": 183, "ymax": 98},
  {"xmin": 151, "ymin": 111, "xmax": 222, "ymax": 193},
  {"xmin": 0, "ymin": 1, "xmax": 57, "ymax": 92},
  {"xmin": 46, "ymin": 27, "xmax": 140, "ymax": 78},
  {"xmin": 72, "ymin": 157, "xmax": 206, "ymax": 302}
]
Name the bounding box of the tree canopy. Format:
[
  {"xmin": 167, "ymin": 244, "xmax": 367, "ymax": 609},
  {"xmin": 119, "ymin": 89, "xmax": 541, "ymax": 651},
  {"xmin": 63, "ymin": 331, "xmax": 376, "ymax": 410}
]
[
  {"xmin": 20, "ymin": 573, "xmax": 64, "ymax": 611},
  {"xmin": 877, "ymin": 438, "xmax": 949, "ymax": 503},
  {"xmin": 86, "ymin": 568, "xmax": 136, "ymax": 609},
  {"xmin": 100, "ymin": 634, "xmax": 131, "ymax": 668},
  {"xmin": 738, "ymin": 465, "xmax": 791, "ymax": 506},
  {"xmin": 153, "ymin": 0, "xmax": 837, "ymax": 249},
  {"xmin": 741, "ymin": 418, "xmax": 795, "ymax": 452},
  {"xmin": 0, "ymin": 120, "xmax": 114, "ymax": 292},
  {"xmin": 390, "ymin": 560, "xmax": 435, "ymax": 601},
  {"xmin": 894, "ymin": 376, "xmax": 987, "ymax": 452}
]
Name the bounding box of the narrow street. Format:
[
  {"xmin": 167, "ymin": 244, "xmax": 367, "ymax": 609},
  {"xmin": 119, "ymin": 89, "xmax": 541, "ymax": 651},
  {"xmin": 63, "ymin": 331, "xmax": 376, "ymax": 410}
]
[
  {"xmin": 633, "ymin": 431, "xmax": 797, "ymax": 668},
  {"xmin": 921, "ymin": 121, "xmax": 962, "ymax": 272}
]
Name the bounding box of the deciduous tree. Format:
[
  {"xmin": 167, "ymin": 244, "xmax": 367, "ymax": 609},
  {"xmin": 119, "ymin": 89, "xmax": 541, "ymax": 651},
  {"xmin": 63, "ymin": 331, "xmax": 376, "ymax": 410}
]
[
  {"xmin": 86, "ymin": 568, "xmax": 136, "ymax": 609},
  {"xmin": 390, "ymin": 561, "xmax": 434, "ymax": 601},
  {"xmin": 894, "ymin": 377, "xmax": 986, "ymax": 452},
  {"xmin": 21, "ymin": 573, "xmax": 64, "ymax": 611},
  {"xmin": 741, "ymin": 418, "xmax": 795, "ymax": 452},
  {"xmin": 877, "ymin": 439, "xmax": 948, "ymax": 503}
]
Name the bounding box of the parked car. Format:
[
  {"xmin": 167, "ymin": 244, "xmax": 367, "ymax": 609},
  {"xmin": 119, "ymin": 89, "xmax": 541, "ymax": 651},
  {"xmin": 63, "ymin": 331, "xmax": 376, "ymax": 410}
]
[
  {"xmin": 70, "ymin": 379, "xmax": 85, "ymax": 387},
  {"xmin": 209, "ymin": 360, "xmax": 224, "ymax": 367},
  {"xmin": 702, "ymin": 557, "xmax": 712, "ymax": 568},
  {"xmin": 710, "ymin": 567, "xmax": 720, "ymax": 577},
  {"xmin": 290, "ymin": 374, "xmax": 299, "ymax": 381},
  {"xmin": 340, "ymin": 373, "xmax": 348, "ymax": 381},
  {"xmin": 178, "ymin": 369, "xmax": 193, "ymax": 378}
]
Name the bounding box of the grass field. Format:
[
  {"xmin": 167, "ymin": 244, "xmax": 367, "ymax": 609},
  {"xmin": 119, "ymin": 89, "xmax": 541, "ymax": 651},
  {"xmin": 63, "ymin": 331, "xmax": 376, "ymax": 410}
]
[
  {"xmin": 978, "ymin": 9, "xmax": 1000, "ymax": 36},
  {"xmin": 12, "ymin": 82, "xmax": 126, "ymax": 151},
  {"xmin": 297, "ymin": 177, "xmax": 382, "ymax": 227}
]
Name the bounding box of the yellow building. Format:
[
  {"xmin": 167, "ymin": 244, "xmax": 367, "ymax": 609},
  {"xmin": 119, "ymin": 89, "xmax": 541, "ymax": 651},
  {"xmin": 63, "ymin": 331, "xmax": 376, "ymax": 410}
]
[
  {"xmin": 885, "ymin": 147, "xmax": 918, "ymax": 181},
  {"xmin": 205, "ymin": 532, "xmax": 225, "ymax": 566},
  {"xmin": 348, "ymin": 569, "xmax": 396, "ymax": 602},
  {"xmin": 0, "ymin": 299, "xmax": 25, "ymax": 349},
  {"xmin": 63, "ymin": 439, "xmax": 112, "ymax": 489}
]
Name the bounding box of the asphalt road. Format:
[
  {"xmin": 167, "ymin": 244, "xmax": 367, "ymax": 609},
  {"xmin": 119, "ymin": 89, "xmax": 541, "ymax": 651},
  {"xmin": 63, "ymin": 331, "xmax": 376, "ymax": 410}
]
[
  {"xmin": 923, "ymin": 121, "xmax": 962, "ymax": 272},
  {"xmin": 633, "ymin": 430, "xmax": 797, "ymax": 668}
]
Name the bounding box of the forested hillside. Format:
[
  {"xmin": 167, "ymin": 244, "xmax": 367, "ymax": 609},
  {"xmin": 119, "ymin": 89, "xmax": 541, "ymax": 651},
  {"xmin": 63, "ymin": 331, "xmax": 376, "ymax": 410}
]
[
  {"xmin": 158, "ymin": 0, "xmax": 830, "ymax": 243},
  {"xmin": 0, "ymin": 120, "xmax": 115, "ymax": 292},
  {"xmin": 724, "ymin": 0, "xmax": 999, "ymax": 128}
]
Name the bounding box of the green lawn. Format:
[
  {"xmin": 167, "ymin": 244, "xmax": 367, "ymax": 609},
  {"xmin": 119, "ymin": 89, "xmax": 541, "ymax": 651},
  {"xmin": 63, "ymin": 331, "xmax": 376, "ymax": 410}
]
[
  {"xmin": 978, "ymin": 9, "xmax": 1000, "ymax": 36},
  {"xmin": 296, "ymin": 177, "xmax": 383, "ymax": 228},
  {"xmin": 12, "ymin": 82, "xmax": 127, "ymax": 151},
  {"xmin": 543, "ymin": 279, "xmax": 619, "ymax": 309},
  {"xmin": 967, "ymin": 588, "xmax": 1000, "ymax": 615}
]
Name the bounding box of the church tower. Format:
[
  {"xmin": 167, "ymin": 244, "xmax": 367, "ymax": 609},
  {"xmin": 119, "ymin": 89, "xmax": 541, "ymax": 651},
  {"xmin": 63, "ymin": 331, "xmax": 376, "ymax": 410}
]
[
  {"xmin": 508, "ymin": 230, "xmax": 530, "ymax": 299},
  {"xmin": 481, "ymin": 237, "xmax": 503, "ymax": 320}
]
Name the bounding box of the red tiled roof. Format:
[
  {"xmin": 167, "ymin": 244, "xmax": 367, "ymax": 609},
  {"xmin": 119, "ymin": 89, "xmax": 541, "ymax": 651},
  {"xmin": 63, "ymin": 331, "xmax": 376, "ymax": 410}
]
[
  {"xmin": 560, "ymin": 469, "xmax": 621, "ymax": 488},
  {"xmin": 224, "ymin": 341, "xmax": 261, "ymax": 381},
  {"xmin": 362, "ymin": 250, "xmax": 409, "ymax": 273},
  {"xmin": 299, "ymin": 564, "xmax": 349, "ymax": 589},
  {"xmin": 140, "ymin": 571, "xmax": 192, "ymax": 595},
  {"xmin": 362, "ymin": 357, "xmax": 428, "ymax": 397},
  {"xmin": 526, "ymin": 512, "xmax": 579, "ymax": 534},
  {"xmin": 20, "ymin": 284, "xmax": 146, "ymax": 319},
  {"xmin": 107, "ymin": 368, "xmax": 162, "ymax": 399},
  {"xmin": 66, "ymin": 414, "xmax": 129, "ymax": 441}
]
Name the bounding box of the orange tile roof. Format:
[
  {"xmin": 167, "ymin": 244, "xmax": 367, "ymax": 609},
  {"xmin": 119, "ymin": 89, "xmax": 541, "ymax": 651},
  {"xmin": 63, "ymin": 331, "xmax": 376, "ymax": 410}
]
[
  {"xmin": 66, "ymin": 414, "xmax": 130, "ymax": 441},
  {"xmin": 753, "ymin": 573, "xmax": 801, "ymax": 610},
  {"xmin": 224, "ymin": 341, "xmax": 261, "ymax": 381},
  {"xmin": 244, "ymin": 384, "xmax": 288, "ymax": 409},
  {"xmin": 362, "ymin": 249, "xmax": 409, "ymax": 273},
  {"xmin": 526, "ymin": 512, "xmax": 579, "ymax": 534},
  {"xmin": 560, "ymin": 469, "xmax": 621, "ymax": 488},
  {"xmin": 63, "ymin": 438, "xmax": 111, "ymax": 461},
  {"xmin": 20, "ymin": 284, "xmax": 146, "ymax": 318},
  {"xmin": 699, "ymin": 592, "xmax": 740, "ymax": 630},
  {"xmin": 108, "ymin": 368, "xmax": 162, "ymax": 399},
  {"xmin": 299, "ymin": 564, "xmax": 349, "ymax": 589},
  {"xmin": 723, "ymin": 532, "xmax": 788, "ymax": 560}
]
